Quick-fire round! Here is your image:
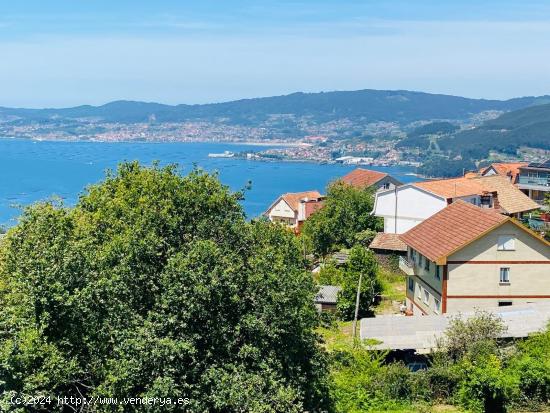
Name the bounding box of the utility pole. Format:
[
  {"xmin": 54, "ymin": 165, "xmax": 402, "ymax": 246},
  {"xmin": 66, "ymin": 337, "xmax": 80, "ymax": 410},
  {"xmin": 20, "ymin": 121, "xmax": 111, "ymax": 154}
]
[{"xmin": 351, "ymin": 271, "xmax": 363, "ymax": 343}]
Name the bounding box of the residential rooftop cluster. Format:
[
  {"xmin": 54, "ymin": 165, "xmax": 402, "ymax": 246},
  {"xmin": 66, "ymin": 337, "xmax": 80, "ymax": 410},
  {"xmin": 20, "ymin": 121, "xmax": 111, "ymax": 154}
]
[{"xmin": 264, "ymin": 161, "xmax": 550, "ymax": 338}]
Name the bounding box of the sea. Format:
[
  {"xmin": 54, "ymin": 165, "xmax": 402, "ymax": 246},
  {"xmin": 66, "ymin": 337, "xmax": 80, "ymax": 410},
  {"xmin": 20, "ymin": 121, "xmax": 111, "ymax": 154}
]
[{"xmin": 0, "ymin": 138, "xmax": 421, "ymax": 227}]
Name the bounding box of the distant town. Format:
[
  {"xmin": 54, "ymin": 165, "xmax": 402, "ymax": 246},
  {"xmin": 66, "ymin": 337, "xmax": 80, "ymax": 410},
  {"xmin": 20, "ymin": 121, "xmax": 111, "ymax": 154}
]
[{"xmin": 2, "ymin": 89, "xmax": 549, "ymax": 177}]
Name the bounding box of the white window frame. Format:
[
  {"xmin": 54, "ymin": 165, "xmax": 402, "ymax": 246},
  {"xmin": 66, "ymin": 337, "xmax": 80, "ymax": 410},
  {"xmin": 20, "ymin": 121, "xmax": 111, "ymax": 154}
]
[
  {"xmin": 434, "ymin": 298, "xmax": 441, "ymax": 314},
  {"xmin": 423, "ymin": 289, "xmax": 430, "ymax": 305},
  {"xmin": 497, "ymin": 235, "xmax": 515, "ymax": 251},
  {"xmin": 499, "ymin": 267, "xmax": 510, "ymax": 284},
  {"xmin": 417, "ymin": 285, "xmax": 422, "ymax": 299}
]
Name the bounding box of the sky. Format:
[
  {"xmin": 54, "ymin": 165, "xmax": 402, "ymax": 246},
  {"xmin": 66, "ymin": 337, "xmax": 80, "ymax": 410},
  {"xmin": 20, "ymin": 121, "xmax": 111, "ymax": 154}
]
[{"xmin": 1, "ymin": 0, "xmax": 550, "ymax": 107}]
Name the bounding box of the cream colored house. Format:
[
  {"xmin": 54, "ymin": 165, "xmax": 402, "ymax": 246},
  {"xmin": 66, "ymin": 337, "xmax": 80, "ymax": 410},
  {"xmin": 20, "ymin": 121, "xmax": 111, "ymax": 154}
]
[
  {"xmin": 264, "ymin": 191, "xmax": 324, "ymax": 231},
  {"xmin": 399, "ymin": 201, "xmax": 550, "ymax": 315}
]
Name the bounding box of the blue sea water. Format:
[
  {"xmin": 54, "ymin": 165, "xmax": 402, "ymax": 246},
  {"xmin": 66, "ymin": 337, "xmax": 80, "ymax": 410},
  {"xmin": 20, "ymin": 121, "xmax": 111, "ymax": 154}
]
[{"xmin": 0, "ymin": 138, "xmax": 421, "ymax": 227}]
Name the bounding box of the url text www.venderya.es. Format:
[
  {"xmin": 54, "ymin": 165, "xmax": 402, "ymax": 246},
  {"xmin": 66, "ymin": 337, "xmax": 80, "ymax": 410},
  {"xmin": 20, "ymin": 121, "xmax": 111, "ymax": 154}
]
[{"xmin": 10, "ymin": 395, "xmax": 190, "ymax": 408}]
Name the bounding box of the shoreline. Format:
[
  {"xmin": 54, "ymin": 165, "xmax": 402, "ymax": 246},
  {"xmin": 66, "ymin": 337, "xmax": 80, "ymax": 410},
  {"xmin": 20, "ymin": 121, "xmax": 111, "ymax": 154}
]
[{"xmin": 0, "ymin": 136, "xmax": 309, "ymax": 148}]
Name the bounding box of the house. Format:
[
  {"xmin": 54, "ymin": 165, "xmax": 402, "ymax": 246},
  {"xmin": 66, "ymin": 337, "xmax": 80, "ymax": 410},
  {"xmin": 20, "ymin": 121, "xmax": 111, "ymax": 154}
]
[
  {"xmin": 517, "ymin": 160, "xmax": 550, "ymax": 208},
  {"xmin": 315, "ymin": 285, "xmax": 341, "ymax": 312},
  {"xmin": 399, "ymin": 201, "xmax": 550, "ymax": 316},
  {"xmin": 372, "ymin": 175, "xmax": 539, "ymax": 234},
  {"xmin": 264, "ymin": 191, "xmax": 324, "ymax": 231},
  {"xmin": 339, "ymin": 168, "xmax": 402, "ymax": 191},
  {"xmin": 480, "ymin": 162, "xmax": 528, "ymax": 184}
]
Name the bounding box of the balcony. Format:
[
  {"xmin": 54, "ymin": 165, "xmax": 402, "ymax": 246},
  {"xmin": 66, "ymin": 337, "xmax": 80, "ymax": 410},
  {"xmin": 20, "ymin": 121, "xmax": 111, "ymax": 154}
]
[
  {"xmin": 399, "ymin": 256, "xmax": 414, "ymax": 275},
  {"xmin": 518, "ymin": 176, "xmax": 550, "ymax": 188}
]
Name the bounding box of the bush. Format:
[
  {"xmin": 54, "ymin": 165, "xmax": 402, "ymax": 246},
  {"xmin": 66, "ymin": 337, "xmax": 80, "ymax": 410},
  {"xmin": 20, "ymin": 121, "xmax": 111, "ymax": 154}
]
[
  {"xmin": 336, "ymin": 246, "xmax": 381, "ymax": 321},
  {"xmin": 454, "ymin": 355, "xmax": 518, "ymax": 413}
]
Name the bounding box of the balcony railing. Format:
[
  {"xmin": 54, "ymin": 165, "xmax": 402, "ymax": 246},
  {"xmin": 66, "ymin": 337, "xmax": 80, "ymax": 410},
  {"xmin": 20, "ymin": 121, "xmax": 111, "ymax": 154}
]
[
  {"xmin": 518, "ymin": 176, "xmax": 550, "ymax": 187},
  {"xmin": 399, "ymin": 256, "xmax": 414, "ymax": 275}
]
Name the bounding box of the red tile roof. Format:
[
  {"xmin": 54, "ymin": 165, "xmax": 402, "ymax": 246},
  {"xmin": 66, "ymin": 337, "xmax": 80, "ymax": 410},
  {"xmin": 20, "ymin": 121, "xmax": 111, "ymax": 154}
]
[
  {"xmin": 280, "ymin": 191, "xmax": 323, "ymax": 212},
  {"xmin": 400, "ymin": 201, "xmax": 508, "ymax": 264},
  {"xmin": 481, "ymin": 162, "xmax": 528, "ymax": 183},
  {"xmin": 412, "ymin": 175, "xmax": 538, "ymax": 214},
  {"xmin": 369, "ymin": 232, "xmax": 407, "ymax": 252},
  {"xmin": 340, "ymin": 168, "xmax": 387, "ymax": 189},
  {"xmin": 414, "ymin": 176, "xmax": 485, "ymax": 199}
]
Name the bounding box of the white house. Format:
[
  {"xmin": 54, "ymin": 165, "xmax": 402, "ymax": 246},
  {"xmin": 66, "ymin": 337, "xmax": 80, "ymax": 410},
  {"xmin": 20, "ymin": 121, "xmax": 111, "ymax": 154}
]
[
  {"xmin": 264, "ymin": 191, "xmax": 324, "ymax": 231},
  {"xmin": 372, "ymin": 175, "xmax": 539, "ymax": 234}
]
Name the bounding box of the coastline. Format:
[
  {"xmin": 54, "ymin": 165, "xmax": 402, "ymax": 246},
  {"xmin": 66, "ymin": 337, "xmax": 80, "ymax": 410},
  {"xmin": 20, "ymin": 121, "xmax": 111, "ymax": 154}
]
[{"xmin": 0, "ymin": 135, "xmax": 309, "ymax": 148}]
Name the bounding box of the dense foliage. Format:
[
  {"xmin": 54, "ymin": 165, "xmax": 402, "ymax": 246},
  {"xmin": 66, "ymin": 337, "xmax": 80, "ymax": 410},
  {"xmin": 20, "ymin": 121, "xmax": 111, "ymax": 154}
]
[
  {"xmin": 318, "ymin": 246, "xmax": 381, "ymax": 321},
  {"xmin": 0, "ymin": 162, "xmax": 330, "ymax": 412},
  {"xmin": 301, "ymin": 182, "xmax": 382, "ymax": 257},
  {"xmin": 397, "ymin": 121, "xmax": 458, "ymax": 149},
  {"xmin": 438, "ymin": 103, "xmax": 550, "ymax": 159},
  {"xmin": 417, "ymin": 156, "xmax": 476, "ymax": 178},
  {"xmin": 329, "ymin": 312, "xmax": 550, "ymax": 413}
]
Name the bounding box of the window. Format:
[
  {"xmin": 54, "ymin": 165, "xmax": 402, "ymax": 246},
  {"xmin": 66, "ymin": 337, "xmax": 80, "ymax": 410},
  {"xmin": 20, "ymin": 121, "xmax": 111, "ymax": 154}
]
[
  {"xmin": 417, "ymin": 285, "xmax": 422, "ymax": 299},
  {"xmin": 497, "ymin": 235, "xmax": 515, "ymax": 251},
  {"xmin": 382, "ymin": 182, "xmax": 390, "ymax": 190},
  {"xmin": 423, "ymin": 289, "xmax": 430, "ymax": 305},
  {"xmin": 435, "ymin": 266, "xmax": 441, "ymax": 280},
  {"xmin": 498, "ymin": 301, "xmax": 513, "ymax": 307},
  {"xmin": 500, "ymin": 267, "xmax": 510, "ymax": 284},
  {"xmin": 419, "ymin": 254, "xmax": 423, "ymax": 267},
  {"xmin": 424, "ymin": 259, "xmax": 430, "ymax": 272},
  {"xmin": 408, "ymin": 277, "xmax": 414, "ymax": 291},
  {"xmin": 434, "ymin": 298, "xmax": 441, "ymax": 314}
]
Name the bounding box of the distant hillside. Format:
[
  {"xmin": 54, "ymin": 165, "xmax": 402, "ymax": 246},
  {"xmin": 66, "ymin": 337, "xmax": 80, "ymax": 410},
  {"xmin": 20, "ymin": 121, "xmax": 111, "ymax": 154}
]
[
  {"xmin": 1, "ymin": 89, "xmax": 549, "ymax": 125},
  {"xmin": 438, "ymin": 103, "xmax": 550, "ymax": 159},
  {"xmin": 396, "ymin": 121, "xmax": 459, "ymax": 149}
]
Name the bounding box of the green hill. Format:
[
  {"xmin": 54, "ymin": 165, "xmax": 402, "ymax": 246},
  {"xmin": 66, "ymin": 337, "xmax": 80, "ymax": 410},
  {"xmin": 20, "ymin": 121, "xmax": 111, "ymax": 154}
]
[
  {"xmin": 1, "ymin": 90, "xmax": 549, "ymax": 125},
  {"xmin": 438, "ymin": 103, "xmax": 550, "ymax": 159}
]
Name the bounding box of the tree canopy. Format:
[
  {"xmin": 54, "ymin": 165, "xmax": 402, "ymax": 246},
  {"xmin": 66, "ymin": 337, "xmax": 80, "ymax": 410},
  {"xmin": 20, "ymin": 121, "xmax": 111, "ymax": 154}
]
[
  {"xmin": 301, "ymin": 182, "xmax": 382, "ymax": 257},
  {"xmin": 0, "ymin": 162, "xmax": 329, "ymax": 412}
]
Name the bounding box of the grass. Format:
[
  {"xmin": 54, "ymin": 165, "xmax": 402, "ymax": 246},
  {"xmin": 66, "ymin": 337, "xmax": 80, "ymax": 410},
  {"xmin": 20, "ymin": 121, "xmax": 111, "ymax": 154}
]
[
  {"xmin": 317, "ymin": 320, "xmax": 354, "ymax": 352},
  {"xmin": 376, "ymin": 265, "xmax": 406, "ymax": 315}
]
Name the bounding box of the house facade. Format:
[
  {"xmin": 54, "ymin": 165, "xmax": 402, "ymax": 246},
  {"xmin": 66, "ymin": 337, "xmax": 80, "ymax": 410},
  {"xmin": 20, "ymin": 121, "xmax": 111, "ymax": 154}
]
[
  {"xmin": 399, "ymin": 201, "xmax": 550, "ymax": 315},
  {"xmin": 480, "ymin": 162, "xmax": 527, "ymax": 184},
  {"xmin": 264, "ymin": 191, "xmax": 324, "ymax": 231},
  {"xmin": 518, "ymin": 160, "xmax": 550, "ymax": 208},
  {"xmin": 373, "ymin": 175, "xmax": 539, "ymax": 234},
  {"xmin": 339, "ymin": 168, "xmax": 402, "ymax": 191}
]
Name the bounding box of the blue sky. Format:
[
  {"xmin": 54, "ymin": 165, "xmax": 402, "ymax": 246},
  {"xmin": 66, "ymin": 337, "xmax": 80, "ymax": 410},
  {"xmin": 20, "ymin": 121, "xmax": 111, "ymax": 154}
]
[{"xmin": 1, "ymin": 0, "xmax": 550, "ymax": 107}]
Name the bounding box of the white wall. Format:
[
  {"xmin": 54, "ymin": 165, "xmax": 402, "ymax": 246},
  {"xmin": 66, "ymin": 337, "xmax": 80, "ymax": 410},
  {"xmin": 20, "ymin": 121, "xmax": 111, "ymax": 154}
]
[
  {"xmin": 374, "ymin": 186, "xmax": 447, "ymax": 234},
  {"xmin": 268, "ymin": 199, "xmax": 295, "ymax": 219}
]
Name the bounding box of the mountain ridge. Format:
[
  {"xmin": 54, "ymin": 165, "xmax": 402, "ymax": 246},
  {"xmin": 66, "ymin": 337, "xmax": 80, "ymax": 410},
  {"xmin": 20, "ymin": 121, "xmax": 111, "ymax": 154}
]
[{"xmin": 2, "ymin": 89, "xmax": 550, "ymax": 125}]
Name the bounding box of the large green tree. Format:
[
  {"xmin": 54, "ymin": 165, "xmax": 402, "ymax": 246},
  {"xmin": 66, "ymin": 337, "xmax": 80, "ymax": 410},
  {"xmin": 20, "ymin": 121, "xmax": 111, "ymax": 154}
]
[
  {"xmin": 302, "ymin": 182, "xmax": 382, "ymax": 257},
  {"xmin": 0, "ymin": 162, "xmax": 329, "ymax": 412},
  {"xmin": 336, "ymin": 246, "xmax": 381, "ymax": 321}
]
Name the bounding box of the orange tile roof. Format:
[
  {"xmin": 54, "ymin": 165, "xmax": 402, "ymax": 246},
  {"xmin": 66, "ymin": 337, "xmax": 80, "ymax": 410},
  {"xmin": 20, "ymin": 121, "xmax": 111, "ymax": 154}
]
[
  {"xmin": 281, "ymin": 191, "xmax": 323, "ymax": 212},
  {"xmin": 400, "ymin": 201, "xmax": 508, "ymax": 263},
  {"xmin": 369, "ymin": 232, "xmax": 407, "ymax": 252},
  {"xmin": 340, "ymin": 168, "xmax": 387, "ymax": 189},
  {"xmin": 414, "ymin": 176, "xmax": 484, "ymax": 199},
  {"xmin": 478, "ymin": 175, "xmax": 539, "ymax": 214},
  {"xmin": 481, "ymin": 162, "xmax": 528, "ymax": 183},
  {"xmin": 413, "ymin": 175, "xmax": 538, "ymax": 214}
]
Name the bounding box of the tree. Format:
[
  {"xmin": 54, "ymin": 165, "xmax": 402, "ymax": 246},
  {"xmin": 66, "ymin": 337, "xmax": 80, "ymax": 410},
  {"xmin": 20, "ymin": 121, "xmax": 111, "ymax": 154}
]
[
  {"xmin": 435, "ymin": 310, "xmax": 507, "ymax": 363},
  {"xmin": 0, "ymin": 162, "xmax": 330, "ymax": 412},
  {"xmin": 336, "ymin": 246, "xmax": 381, "ymax": 321},
  {"xmin": 302, "ymin": 182, "xmax": 382, "ymax": 257}
]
